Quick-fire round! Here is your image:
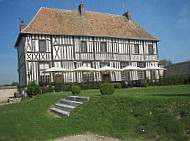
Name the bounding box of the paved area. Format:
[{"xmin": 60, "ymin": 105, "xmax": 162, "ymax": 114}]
[{"xmin": 52, "ymin": 133, "xmax": 120, "ymax": 141}]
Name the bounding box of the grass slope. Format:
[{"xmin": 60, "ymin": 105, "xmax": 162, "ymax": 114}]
[{"xmin": 0, "ymin": 85, "xmax": 190, "ymax": 141}]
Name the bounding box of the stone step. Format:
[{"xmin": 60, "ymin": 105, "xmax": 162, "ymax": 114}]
[
  {"xmin": 49, "ymin": 108, "xmax": 70, "ymax": 117},
  {"xmin": 60, "ymin": 100, "xmax": 83, "ymax": 107},
  {"xmin": 66, "ymin": 96, "xmax": 90, "ymax": 102},
  {"xmin": 55, "ymin": 103, "xmax": 75, "ymax": 112}
]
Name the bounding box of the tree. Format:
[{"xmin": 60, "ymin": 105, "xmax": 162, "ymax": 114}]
[
  {"xmin": 159, "ymin": 59, "xmax": 172, "ymax": 66},
  {"xmin": 11, "ymin": 82, "xmax": 19, "ymax": 86}
]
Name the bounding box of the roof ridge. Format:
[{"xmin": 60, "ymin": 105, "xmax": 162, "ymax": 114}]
[{"xmin": 40, "ymin": 7, "xmax": 125, "ymax": 18}]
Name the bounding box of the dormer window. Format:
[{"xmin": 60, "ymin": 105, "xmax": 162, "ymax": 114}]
[
  {"xmin": 81, "ymin": 41, "xmax": 87, "ymax": 52},
  {"xmin": 39, "ymin": 40, "xmax": 46, "ymax": 52},
  {"xmin": 100, "ymin": 42, "xmax": 107, "ymax": 53}
]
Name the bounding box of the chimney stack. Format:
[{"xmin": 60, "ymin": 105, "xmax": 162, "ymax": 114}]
[
  {"xmin": 123, "ymin": 11, "xmax": 131, "ymax": 20},
  {"xmin": 78, "ymin": 2, "xmax": 85, "ymax": 16},
  {"xmin": 20, "ymin": 20, "xmax": 24, "ymax": 31}
]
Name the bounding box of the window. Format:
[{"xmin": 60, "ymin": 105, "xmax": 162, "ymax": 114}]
[
  {"xmin": 82, "ymin": 73, "xmax": 93, "ymax": 82},
  {"xmin": 39, "ymin": 63, "xmax": 50, "ymax": 85},
  {"xmin": 39, "ymin": 40, "xmax": 46, "ymax": 52},
  {"xmin": 100, "ymin": 62, "xmax": 109, "ymax": 68},
  {"xmin": 100, "ymin": 42, "xmax": 107, "ymax": 53},
  {"xmin": 120, "ymin": 62, "xmax": 129, "ymax": 80},
  {"xmin": 150, "ymin": 71, "xmax": 156, "ymax": 80},
  {"xmin": 81, "ymin": 41, "xmax": 87, "ymax": 52},
  {"xmin": 120, "ymin": 62, "xmax": 128, "ymax": 69},
  {"xmin": 137, "ymin": 62, "xmax": 145, "ymax": 68},
  {"xmin": 134, "ymin": 44, "xmax": 139, "ymax": 54},
  {"xmin": 82, "ymin": 62, "xmax": 93, "ymax": 82},
  {"xmin": 137, "ymin": 62, "xmax": 145, "ymax": 80},
  {"xmin": 148, "ymin": 44, "xmax": 154, "ymax": 54}
]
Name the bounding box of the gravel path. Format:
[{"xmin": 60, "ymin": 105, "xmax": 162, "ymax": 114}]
[{"xmin": 52, "ymin": 133, "xmax": 120, "ymax": 141}]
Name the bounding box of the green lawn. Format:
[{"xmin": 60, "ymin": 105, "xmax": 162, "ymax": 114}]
[{"xmin": 0, "ymin": 85, "xmax": 190, "ymax": 141}]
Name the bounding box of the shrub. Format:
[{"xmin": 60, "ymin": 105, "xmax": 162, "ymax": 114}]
[
  {"xmin": 47, "ymin": 85, "xmax": 54, "ymax": 93},
  {"xmin": 91, "ymin": 81, "xmax": 99, "ymax": 89},
  {"xmin": 71, "ymin": 86, "xmax": 81, "ymax": 95},
  {"xmin": 142, "ymin": 82, "xmax": 148, "ymax": 87},
  {"xmin": 114, "ymin": 83, "xmax": 122, "ymax": 89},
  {"xmin": 55, "ymin": 83, "xmax": 62, "ymax": 92},
  {"xmin": 42, "ymin": 85, "xmax": 54, "ymax": 93},
  {"xmin": 26, "ymin": 81, "xmax": 41, "ymax": 97},
  {"xmin": 65, "ymin": 83, "xmax": 74, "ymax": 91},
  {"xmin": 100, "ymin": 83, "xmax": 114, "ymax": 95},
  {"xmin": 61, "ymin": 83, "xmax": 66, "ymax": 91},
  {"xmin": 42, "ymin": 86, "xmax": 48, "ymax": 93}
]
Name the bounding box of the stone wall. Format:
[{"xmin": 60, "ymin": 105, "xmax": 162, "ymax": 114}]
[
  {"xmin": 164, "ymin": 61, "xmax": 190, "ymax": 77},
  {"xmin": 0, "ymin": 86, "xmax": 17, "ymax": 103}
]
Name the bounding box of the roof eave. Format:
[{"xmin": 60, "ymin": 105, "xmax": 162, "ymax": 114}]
[
  {"xmin": 19, "ymin": 31, "xmax": 159, "ymax": 42},
  {"xmin": 14, "ymin": 32, "xmax": 25, "ymax": 47}
]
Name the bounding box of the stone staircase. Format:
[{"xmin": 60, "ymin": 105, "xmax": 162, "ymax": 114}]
[{"xmin": 49, "ymin": 96, "xmax": 90, "ymax": 117}]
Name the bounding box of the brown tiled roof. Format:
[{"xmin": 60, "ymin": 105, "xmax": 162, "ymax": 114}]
[{"xmin": 21, "ymin": 7, "xmax": 158, "ymax": 41}]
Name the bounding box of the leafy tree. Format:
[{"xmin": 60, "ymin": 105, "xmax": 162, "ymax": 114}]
[
  {"xmin": 11, "ymin": 82, "xmax": 19, "ymax": 86},
  {"xmin": 159, "ymin": 59, "xmax": 172, "ymax": 66}
]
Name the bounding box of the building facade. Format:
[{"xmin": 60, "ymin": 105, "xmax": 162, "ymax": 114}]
[{"xmin": 15, "ymin": 3, "xmax": 159, "ymax": 94}]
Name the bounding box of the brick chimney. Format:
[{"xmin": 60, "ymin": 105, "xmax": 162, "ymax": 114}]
[
  {"xmin": 20, "ymin": 20, "xmax": 24, "ymax": 31},
  {"xmin": 123, "ymin": 11, "xmax": 131, "ymax": 20},
  {"xmin": 78, "ymin": 2, "xmax": 85, "ymax": 16}
]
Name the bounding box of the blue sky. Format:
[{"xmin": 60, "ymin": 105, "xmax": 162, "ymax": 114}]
[{"xmin": 0, "ymin": 0, "xmax": 190, "ymax": 85}]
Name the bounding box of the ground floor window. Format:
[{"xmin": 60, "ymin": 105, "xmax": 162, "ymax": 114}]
[
  {"xmin": 150, "ymin": 71, "xmax": 156, "ymax": 80},
  {"xmin": 121, "ymin": 71, "xmax": 129, "ymax": 81},
  {"xmin": 39, "ymin": 75, "xmax": 50, "ymax": 85},
  {"xmin": 39, "ymin": 63, "xmax": 50, "ymax": 85},
  {"xmin": 137, "ymin": 71, "xmax": 145, "ymax": 80},
  {"xmin": 137, "ymin": 62, "xmax": 145, "ymax": 80},
  {"xmin": 120, "ymin": 62, "xmax": 129, "ymax": 81},
  {"xmin": 82, "ymin": 73, "xmax": 93, "ymax": 82}
]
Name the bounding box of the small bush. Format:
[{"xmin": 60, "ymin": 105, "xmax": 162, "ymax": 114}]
[
  {"xmin": 71, "ymin": 86, "xmax": 81, "ymax": 95},
  {"xmin": 47, "ymin": 85, "xmax": 54, "ymax": 93},
  {"xmin": 142, "ymin": 82, "xmax": 148, "ymax": 87},
  {"xmin": 42, "ymin": 87, "xmax": 48, "ymax": 93},
  {"xmin": 55, "ymin": 83, "xmax": 62, "ymax": 92},
  {"xmin": 61, "ymin": 83, "xmax": 66, "ymax": 91},
  {"xmin": 114, "ymin": 83, "xmax": 122, "ymax": 89},
  {"xmin": 26, "ymin": 81, "xmax": 41, "ymax": 97},
  {"xmin": 42, "ymin": 85, "xmax": 54, "ymax": 94},
  {"xmin": 100, "ymin": 83, "xmax": 114, "ymax": 95}
]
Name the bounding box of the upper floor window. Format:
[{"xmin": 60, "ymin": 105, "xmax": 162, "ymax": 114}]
[
  {"xmin": 134, "ymin": 44, "xmax": 139, "ymax": 54},
  {"xmin": 100, "ymin": 42, "xmax": 107, "ymax": 53},
  {"xmin": 148, "ymin": 44, "xmax": 154, "ymax": 54},
  {"xmin": 100, "ymin": 62, "xmax": 109, "ymax": 68},
  {"xmin": 39, "ymin": 40, "xmax": 46, "ymax": 52},
  {"xmin": 120, "ymin": 62, "xmax": 129, "ymax": 69},
  {"xmin": 81, "ymin": 41, "xmax": 87, "ymax": 52},
  {"xmin": 137, "ymin": 62, "xmax": 145, "ymax": 68}
]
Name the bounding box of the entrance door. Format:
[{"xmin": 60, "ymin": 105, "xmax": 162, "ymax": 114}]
[{"xmin": 102, "ymin": 74, "xmax": 110, "ymax": 82}]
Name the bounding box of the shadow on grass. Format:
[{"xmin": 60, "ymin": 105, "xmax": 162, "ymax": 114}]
[{"xmin": 151, "ymin": 94, "xmax": 190, "ymax": 97}]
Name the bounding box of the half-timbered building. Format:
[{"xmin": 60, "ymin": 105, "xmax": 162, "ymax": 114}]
[{"xmin": 15, "ymin": 3, "xmax": 159, "ymax": 94}]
